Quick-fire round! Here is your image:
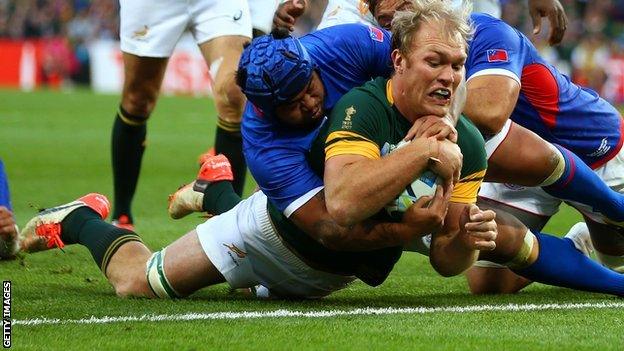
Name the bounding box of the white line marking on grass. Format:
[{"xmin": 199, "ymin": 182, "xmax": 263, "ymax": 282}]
[{"xmin": 15, "ymin": 302, "xmax": 624, "ymax": 326}]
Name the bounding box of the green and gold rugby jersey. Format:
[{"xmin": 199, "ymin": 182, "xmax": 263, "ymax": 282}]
[
  {"xmin": 324, "ymin": 77, "xmax": 488, "ymax": 204},
  {"xmin": 267, "ymin": 77, "xmax": 487, "ymax": 286}
]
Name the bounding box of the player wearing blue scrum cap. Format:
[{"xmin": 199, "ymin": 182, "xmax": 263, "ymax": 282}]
[{"xmin": 168, "ymin": 2, "xmax": 624, "ymax": 297}]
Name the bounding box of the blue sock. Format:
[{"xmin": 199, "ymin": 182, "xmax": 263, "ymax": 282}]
[
  {"xmin": 513, "ymin": 232, "xmax": 624, "ymax": 296},
  {"xmin": 542, "ymin": 144, "xmax": 624, "ymax": 222}
]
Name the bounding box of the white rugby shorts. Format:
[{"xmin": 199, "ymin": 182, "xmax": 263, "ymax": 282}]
[
  {"xmin": 196, "ymin": 191, "xmax": 355, "ymax": 298},
  {"xmin": 248, "ymin": 0, "xmax": 279, "ymax": 34},
  {"xmin": 120, "ymin": 0, "xmax": 252, "ymax": 57},
  {"xmin": 480, "ymin": 122, "xmax": 624, "ymax": 224}
]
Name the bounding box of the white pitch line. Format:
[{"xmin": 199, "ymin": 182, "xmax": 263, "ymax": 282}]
[{"xmin": 14, "ymin": 301, "xmax": 624, "ymax": 326}]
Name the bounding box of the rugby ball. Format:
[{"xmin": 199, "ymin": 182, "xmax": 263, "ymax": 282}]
[{"xmin": 383, "ymin": 140, "xmax": 441, "ymax": 216}]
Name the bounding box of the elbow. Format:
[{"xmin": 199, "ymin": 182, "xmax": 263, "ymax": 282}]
[{"xmin": 326, "ymin": 198, "xmax": 358, "ymax": 227}]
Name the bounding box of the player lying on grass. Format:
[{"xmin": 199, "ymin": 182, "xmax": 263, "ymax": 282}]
[
  {"xmin": 2, "ymin": 2, "xmax": 493, "ymax": 300},
  {"xmin": 278, "ymin": 0, "xmax": 624, "ymax": 293},
  {"xmin": 169, "ymin": 1, "xmax": 624, "ymax": 296}
]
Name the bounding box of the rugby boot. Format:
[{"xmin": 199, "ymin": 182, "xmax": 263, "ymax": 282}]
[
  {"xmin": 197, "ymin": 147, "xmax": 216, "ymax": 167},
  {"xmin": 564, "ymin": 222, "xmax": 594, "ymax": 257},
  {"xmin": 111, "ymin": 214, "xmax": 134, "ymax": 231},
  {"xmin": 20, "ymin": 193, "xmax": 110, "ymax": 252},
  {"xmin": 168, "ymin": 154, "xmax": 234, "ymax": 219}
]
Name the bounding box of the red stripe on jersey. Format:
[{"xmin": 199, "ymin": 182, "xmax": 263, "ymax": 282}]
[
  {"xmin": 590, "ymin": 120, "xmax": 624, "ymax": 169},
  {"xmin": 521, "ymin": 63, "xmax": 560, "ymax": 129}
]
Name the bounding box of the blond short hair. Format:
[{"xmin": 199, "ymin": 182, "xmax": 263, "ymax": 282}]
[{"xmin": 390, "ymin": 0, "xmax": 473, "ymax": 55}]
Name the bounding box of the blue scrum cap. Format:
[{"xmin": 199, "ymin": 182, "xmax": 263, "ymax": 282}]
[{"xmin": 237, "ymin": 33, "xmax": 315, "ymax": 112}]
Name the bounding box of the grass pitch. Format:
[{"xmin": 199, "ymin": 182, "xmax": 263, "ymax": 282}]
[{"xmin": 1, "ymin": 89, "xmax": 622, "ymax": 350}]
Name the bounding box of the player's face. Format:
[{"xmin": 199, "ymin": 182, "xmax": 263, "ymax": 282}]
[
  {"xmin": 393, "ymin": 21, "xmax": 466, "ymax": 119},
  {"xmin": 275, "ymin": 71, "xmax": 325, "ymax": 129},
  {"xmin": 374, "ymin": 0, "xmax": 412, "ymax": 30}
]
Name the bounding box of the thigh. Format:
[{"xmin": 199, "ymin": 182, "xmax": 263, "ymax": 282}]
[
  {"xmin": 485, "ymin": 121, "xmax": 558, "ymax": 186},
  {"xmin": 119, "ymin": 0, "xmax": 188, "ymax": 57},
  {"xmin": 164, "ymin": 229, "xmax": 226, "ymax": 295}
]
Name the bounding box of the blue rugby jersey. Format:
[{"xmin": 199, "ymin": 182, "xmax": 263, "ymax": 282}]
[
  {"xmin": 467, "ymin": 13, "xmax": 623, "ymax": 168},
  {"xmin": 242, "ymin": 24, "xmax": 393, "ymax": 215}
]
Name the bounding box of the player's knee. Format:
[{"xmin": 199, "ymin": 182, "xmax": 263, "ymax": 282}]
[
  {"xmin": 213, "ymin": 80, "xmax": 245, "ymax": 121},
  {"xmin": 121, "ymin": 89, "xmax": 159, "ymax": 118},
  {"xmin": 114, "ymin": 278, "xmax": 149, "ymax": 298},
  {"xmin": 538, "ymin": 145, "xmax": 565, "ymax": 187}
]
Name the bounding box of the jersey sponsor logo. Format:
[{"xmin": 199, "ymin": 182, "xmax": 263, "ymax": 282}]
[
  {"xmin": 132, "ymin": 25, "xmax": 149, "ymax": 40},
  {"xmin": 342, "ymin": 105, "xmax": 356, "ymax": 129},
  {"xmin": 587, "ymin": 137, "xmax": 611, "ymax": 158},
  {"xmin": 233, "ymin": 10, "xmax": 243, "ymax": 21},
  {"xmin": 223, "ymin": 243, "xmax": 247, "ymax": 259},
  {"xmin": 486, "ymin": 49, "xmax": 509, "ymax": 62},
  {"xmin": 369, "ymin": 26, "xmax": 384, "ymax": 42}
]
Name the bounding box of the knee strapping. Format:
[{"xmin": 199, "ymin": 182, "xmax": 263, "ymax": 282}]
[
  {"xmin": 539, "ymin": 145, "xmax": 566, "ymax": 187},
  {"xmin": 145, "ymin": 248, "xmax": 181, "ymax": 298},
  {"xmin": 504, "ymin": 229, "xmax": 536, "ymax": 269}
]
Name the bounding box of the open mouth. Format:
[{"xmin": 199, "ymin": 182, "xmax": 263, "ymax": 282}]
[{"xmin": 429, "ymin": 88, "xmax": 452, "ymax": 104}]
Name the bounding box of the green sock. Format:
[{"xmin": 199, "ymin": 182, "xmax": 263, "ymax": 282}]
[
  {"xmin": 61, "ymin": 207, "xmax": 142, "ymax": 272},
  {"xmin": 201, "ymin": 181, "xmax": 242, "ymax": 215},
  {"xmin": 111, "ymin": 106, "xmax": 148, "ymax": 222},
  {"xmin": 214, "ymin": 120, "xmax": 246, "ymax": 196}
]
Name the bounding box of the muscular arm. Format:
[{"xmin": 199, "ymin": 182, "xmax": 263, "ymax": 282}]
[
  {"xmin": 464, "ymin": 75, "xmax": 520, "ymax": 134},
  {"xmin": 323, "ymin": 138, "xmax": 433, "ymax": 226},
  {"xmin": 289, "ymin": 190, "xmax": 435, "ymax": 251},
  {"xmin": 429, "ymin": 202, "xmax": 496, "ymax": 277}
]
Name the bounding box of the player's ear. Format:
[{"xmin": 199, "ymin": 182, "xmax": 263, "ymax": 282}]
[{"xmin": 391, "ymin": 49, "xmax": 404, "ymax": 74}]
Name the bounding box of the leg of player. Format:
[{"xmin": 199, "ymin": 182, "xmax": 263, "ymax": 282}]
[
  {"xmin": 107, "ymin": 230, "xmax": 225, "ymax": 298},
  {"xmin": 198, "ymin": 35, "xmax": 250, "ymax": 196},
  {"xmin": 586, "ymin": 217, "xmax": 624, "ymax": 273},
  {"xmin": 477, "ymin": 207, "xmax": 624, "ymax": 296},
  {"xmin": 18, "ymin": 193, "xmax": 226, "ymax": 298},
  {"xmin": 111, "ymin": 54, "xmax": 169, "ymax": 229},
  {"xmin": 486, "ymin": 122, "xmax": 624, "ymax": 223}
]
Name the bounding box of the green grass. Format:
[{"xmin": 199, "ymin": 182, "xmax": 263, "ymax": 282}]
[{"xmin": 1, "ymin": 89, "xmax": 621, "ymax": 351}]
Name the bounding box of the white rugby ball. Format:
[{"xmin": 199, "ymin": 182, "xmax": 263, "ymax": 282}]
[{"xmin": 383, "ymin": 140, "xmax": 441, "ymax": 215}]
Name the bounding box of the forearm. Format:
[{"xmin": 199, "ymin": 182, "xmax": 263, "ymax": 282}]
[
  {"xmin": 430, "ymin": 232, "xmax": 479, "ymax": 277},
  {"xmin": 429, "ymin": 203, "xmax": 479, "ymax": 277},
  {"xmin": 317, "ymin": 219, "xmax": 424, "ymax": 252},
  {"xmin": 291, "ymin": 191, "xmax": 425, "ymax": 251},
  {"xmin": 324, "ymin": 139, "xmax": 432, "ymax": 226}
]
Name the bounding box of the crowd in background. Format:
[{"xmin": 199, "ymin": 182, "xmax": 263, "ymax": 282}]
[{"xmin": 0, "ymin": 0, "xmax": 623, "ymax": 102}]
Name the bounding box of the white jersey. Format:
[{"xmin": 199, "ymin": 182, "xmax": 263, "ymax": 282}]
[{"xmin": 317, "ymin": 0, "xmax": 502, "ymax": 31}]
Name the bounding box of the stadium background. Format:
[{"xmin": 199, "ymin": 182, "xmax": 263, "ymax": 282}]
[{"xmin": 0, "ymin": 0, "xmax": 623, "ymax": 102}]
